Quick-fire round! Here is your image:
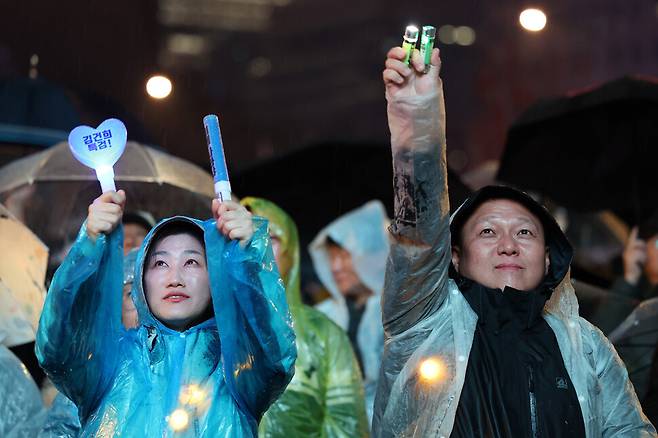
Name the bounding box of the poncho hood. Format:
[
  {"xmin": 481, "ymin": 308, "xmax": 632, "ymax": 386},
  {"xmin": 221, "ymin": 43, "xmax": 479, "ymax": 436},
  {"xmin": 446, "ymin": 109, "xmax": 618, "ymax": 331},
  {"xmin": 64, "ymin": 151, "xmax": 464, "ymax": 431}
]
[
  {"xmin": 309, "ymin": 200, "xmax": 390, "ymax": 302},
  {"xmin": 132, "ymin": 216, "xmax": 215, "ymax": 333},
  {"xmin": 449, "ymin": 185, "xmax": 576, "ymax": 315}
]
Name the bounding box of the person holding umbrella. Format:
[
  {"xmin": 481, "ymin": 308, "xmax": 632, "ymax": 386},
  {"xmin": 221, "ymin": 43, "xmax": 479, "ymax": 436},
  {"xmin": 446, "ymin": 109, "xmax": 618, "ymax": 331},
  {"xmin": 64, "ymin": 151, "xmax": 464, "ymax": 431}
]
[
  {"xmin": 372, "ymin": 46, "xmax": 655, "ymax": 437},
  {"xmin": 36, "ymin": 189, "xmax": 297, "ymax": 436}
]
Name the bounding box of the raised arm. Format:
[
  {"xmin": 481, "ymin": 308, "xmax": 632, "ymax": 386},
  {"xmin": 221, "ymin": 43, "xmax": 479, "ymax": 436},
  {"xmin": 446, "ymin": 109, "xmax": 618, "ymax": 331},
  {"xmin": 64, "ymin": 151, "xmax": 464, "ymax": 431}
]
[
  {"xmin": 206, "ymin": 200, "xmax": 297, "ymax": 420},
  {"xmin": 381, "ymin": 47, "xmax": 453, "ymax": 336},
  {"xmin": 35, "ymin": 191, "xmax": 125, "ymax": 416}
]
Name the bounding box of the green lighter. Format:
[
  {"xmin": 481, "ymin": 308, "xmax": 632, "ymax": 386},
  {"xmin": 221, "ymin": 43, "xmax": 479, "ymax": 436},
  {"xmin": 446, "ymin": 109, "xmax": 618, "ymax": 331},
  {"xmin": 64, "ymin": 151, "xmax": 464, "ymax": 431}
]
[
  {"xmin": 402, "ymin": 25, "xmax": 419, "ymax": 65},
  {"xmin": 420, "ymin": 26, "xmax": 436, "ymax": 72}
]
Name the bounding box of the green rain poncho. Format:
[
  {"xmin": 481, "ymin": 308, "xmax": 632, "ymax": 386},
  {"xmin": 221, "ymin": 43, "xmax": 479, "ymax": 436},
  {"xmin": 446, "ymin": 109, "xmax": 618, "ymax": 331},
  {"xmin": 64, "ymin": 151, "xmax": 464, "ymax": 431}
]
[
  {"xmin": 36, "ymin": 215, "xmax": 296, "ymax": 437},
  {"xmin": 241, "ymin": 198, "xmax": 369, "ymax": 438}
]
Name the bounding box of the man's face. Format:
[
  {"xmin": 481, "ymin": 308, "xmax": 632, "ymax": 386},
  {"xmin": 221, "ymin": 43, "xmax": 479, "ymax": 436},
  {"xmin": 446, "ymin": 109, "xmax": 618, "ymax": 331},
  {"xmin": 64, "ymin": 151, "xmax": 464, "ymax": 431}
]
[
  {"xmin": 451, "ymin": 199, "xmax": 550, "ymax": 291},
  {"xmin": 327, "ymin": 244, "xmax": 364, "ymax": 297},
  {"xmin": 144, "ymin": 232, "xmax": 211, "ymax": 331},
  {"xmin": 124, "ymin": 223, "xmax": 149, "ymax": 255}
]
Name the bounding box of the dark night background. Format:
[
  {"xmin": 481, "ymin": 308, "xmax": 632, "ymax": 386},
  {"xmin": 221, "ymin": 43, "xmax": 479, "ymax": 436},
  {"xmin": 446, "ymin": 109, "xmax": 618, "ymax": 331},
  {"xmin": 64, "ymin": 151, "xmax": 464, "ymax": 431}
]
[{"xmin": 2, "ymin": 0, "xmax": 656, "ymax": 173}]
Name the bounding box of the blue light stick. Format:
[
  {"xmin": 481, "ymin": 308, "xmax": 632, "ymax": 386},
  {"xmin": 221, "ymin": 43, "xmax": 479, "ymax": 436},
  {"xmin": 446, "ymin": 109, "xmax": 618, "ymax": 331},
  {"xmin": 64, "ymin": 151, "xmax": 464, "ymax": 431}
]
[{"xmin": 203, "ymin": 114, "xmax": 231, "ymax": 202}]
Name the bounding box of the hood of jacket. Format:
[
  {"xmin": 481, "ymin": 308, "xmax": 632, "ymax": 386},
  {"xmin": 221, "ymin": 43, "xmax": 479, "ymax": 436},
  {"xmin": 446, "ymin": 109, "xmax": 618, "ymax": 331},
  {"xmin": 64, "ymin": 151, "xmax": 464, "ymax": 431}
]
[
  {"xmin": 240, "ymin": 197, "xmax": 303, "ymax": 316},
  {"xmin": 449, "ymin": 185, "xmax": 577, "ymax": 317},
  {"xmin": 309, "ymin": 200, "xmax": 390, "ymax": 303},
  {"xmin": 132, "ymin": 215, "xmax": 215, "ymax": 334}
]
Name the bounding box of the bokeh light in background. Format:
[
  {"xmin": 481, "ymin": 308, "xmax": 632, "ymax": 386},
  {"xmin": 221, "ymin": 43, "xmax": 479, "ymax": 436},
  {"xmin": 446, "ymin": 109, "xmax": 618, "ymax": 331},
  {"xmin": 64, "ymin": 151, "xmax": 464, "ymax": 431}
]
[
  {"xmin": 454, "ymin": 26, "xmax": 476, "ymax": 46},
  {"xmin": 519, "ymin": 8, "xmax": 547, "ymax": 32},
  {"xmin": 146, "ymin": 75, "xmax": 173, "ymax": 99},
  {"xmin": 438, "ymin": 25, "xmax": 476, "ymax": 46}
]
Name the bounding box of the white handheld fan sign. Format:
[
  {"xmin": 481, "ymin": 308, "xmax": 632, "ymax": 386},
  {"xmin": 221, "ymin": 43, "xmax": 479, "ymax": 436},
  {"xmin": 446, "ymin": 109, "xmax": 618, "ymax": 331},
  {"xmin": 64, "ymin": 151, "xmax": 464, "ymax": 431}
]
[{"xmin": 68, "ymin": 118, "xmax": 127, "ymax": 193}]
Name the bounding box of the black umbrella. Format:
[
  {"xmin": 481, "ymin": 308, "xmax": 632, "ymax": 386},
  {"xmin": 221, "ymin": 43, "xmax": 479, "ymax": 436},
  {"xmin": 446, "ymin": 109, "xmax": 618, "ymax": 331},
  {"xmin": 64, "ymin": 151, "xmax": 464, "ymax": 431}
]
[{"xmin": 497, "ymin": 75, "xmax": 658, "ymax": 225}]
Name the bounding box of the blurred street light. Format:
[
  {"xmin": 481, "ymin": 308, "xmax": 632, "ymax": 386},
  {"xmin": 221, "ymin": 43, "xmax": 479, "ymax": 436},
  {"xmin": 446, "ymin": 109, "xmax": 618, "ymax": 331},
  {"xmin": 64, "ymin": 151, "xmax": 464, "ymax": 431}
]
[
  {"xmin": 519, "ymin": 8, "xmax": 547, "ymax": 32},
  {"xmin": 146, "ymin": 75, "xmax": 173, "ymax": 99}
]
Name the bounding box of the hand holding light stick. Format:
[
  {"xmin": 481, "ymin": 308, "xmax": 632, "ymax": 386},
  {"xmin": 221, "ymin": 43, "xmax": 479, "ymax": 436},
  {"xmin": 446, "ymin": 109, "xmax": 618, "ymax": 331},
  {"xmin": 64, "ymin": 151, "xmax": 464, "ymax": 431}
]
[
  {"xmin": 68, "ymin": 119, "xmax": 127, "ymax": 193},
  {"xmin": 203, "ymin": 114, "xmax": 232, "ymax": 202}
]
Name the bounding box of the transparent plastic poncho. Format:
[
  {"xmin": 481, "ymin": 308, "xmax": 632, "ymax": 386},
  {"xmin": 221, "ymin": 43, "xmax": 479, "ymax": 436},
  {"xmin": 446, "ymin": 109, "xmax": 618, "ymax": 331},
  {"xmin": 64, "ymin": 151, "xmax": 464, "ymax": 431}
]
[
  {"xmin": 371, "ymin": 85, "xmax": 655, "ymax": 437},
  {"xmin": 0, "ymin": 345, "xmax": 47, "ymax": 437}
]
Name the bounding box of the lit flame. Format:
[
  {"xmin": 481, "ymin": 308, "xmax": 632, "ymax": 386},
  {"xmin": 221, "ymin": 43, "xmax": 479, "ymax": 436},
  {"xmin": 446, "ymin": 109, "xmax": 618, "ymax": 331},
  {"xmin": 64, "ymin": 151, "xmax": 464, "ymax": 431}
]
[
  {"xmin": 419, "ymin": 358, "xmax": 446, "ymax": 382},
  {"xmin": 168, "ymin": 408, "xmax": 189, "ymax": 432}
]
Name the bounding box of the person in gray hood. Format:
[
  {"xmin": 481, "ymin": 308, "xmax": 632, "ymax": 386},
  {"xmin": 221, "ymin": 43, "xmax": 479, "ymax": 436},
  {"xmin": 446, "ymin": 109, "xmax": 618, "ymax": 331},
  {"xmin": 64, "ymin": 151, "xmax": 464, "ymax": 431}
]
[
  {"xmin": 372, "ymin": 46, "xmax": 655, "ymax": 437},
  {"xmin": 309, "ymin": 200, "xmax": 389, "ymax": 423}
]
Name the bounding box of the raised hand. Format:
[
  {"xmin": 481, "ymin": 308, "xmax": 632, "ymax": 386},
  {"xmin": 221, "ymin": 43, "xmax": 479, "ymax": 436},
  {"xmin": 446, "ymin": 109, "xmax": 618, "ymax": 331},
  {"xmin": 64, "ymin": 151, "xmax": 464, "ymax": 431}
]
[
  {"xmin": 623, "ymin": 226, "xmax": 647, "ymax": 285},
  {"xmin": 383, "ymin": 47, "xmax": 441, "ymax": 99},
  {"xmin": 212, "ymin": 199, "xmax": 254, "ymax": 246},
  {"xmin": 86, "ymin": 190, "xmax": 126, "ymax": 241}
]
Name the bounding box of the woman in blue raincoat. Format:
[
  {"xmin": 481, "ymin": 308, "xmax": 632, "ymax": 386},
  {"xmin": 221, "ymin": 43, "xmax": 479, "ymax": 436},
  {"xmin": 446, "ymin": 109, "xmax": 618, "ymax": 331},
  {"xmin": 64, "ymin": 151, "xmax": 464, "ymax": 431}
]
[{"xmin": 36, "ymin": 190, "xmax": 297, "ymax": 437}]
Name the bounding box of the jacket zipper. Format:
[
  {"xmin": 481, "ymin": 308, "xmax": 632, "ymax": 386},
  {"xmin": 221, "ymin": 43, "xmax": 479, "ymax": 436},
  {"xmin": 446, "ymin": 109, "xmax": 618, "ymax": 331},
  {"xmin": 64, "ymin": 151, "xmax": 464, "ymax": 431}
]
[{"xmin": 528, "ymin": 364, "xmax": 539, "ymax": 438}]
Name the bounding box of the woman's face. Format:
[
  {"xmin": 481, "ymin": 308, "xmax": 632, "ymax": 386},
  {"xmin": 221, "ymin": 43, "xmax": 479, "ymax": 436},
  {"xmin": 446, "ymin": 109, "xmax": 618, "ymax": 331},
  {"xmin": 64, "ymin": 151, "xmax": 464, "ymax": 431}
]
[{"xmin": 143, "ymin": 232, "xmax": 211, "ymax": 331}]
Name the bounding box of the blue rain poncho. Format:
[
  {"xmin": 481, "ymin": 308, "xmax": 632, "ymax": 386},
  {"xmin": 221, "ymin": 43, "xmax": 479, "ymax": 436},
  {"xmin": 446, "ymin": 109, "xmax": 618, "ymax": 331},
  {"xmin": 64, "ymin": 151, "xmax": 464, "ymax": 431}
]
[
  {"xmin": 372, "ymin": 86, "xmax": 655, "ymax": 437},
  {"xmin": 38, "ymin": 249, "xmax": 140, "ymax": 438},
  {"xmin": 38, "ymin": 392, "xmax": 81, "ymax": 438},
  {"xmin": 36, "ymin": 215, "xmax": 296, "ymax": 437},
  {"xmin": 309, "ymin": 200, "xmax": 389, "ymax": 423}
]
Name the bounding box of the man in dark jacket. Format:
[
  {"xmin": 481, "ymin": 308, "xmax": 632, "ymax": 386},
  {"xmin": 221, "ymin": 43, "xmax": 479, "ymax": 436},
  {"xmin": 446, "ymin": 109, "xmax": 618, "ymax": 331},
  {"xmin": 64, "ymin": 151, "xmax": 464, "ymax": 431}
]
[{"xmin": 372, "ymin": 45, "xmax": 655, "ymax": 437}]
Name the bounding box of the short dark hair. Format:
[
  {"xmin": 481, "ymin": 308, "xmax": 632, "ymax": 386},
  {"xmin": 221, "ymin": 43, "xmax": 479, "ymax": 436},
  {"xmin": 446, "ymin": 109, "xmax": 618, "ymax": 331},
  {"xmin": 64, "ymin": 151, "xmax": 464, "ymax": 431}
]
[
  {"xmin": 325, "ymin": 235, "xmax": 342, "ymax": 248},
  {"xmin": 146, "ymin": 221, "xmax": 205, "ymax": 261}
]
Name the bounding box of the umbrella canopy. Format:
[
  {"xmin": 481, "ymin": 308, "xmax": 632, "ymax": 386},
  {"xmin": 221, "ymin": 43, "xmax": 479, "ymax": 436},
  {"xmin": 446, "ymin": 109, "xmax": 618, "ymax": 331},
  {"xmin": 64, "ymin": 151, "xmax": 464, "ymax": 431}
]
[
  {"xmin": 498, "ymin": 75, "xmax": 658, "ymax": 225},
  {"xmin": 0, "ymin": 141, "xmax": 215, "ymax": 256},
  {"xmin": 0, "ymin": 203, "xmax": 48, "ymax": 347}
]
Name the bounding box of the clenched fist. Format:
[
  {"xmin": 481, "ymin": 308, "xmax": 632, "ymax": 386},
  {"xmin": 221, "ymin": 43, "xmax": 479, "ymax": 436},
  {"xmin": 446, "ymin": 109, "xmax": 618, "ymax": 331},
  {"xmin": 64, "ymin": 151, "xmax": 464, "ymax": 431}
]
[
  {"xmin": 86, "ymin": 190, "xmax": 126, "ymax": 241},
  {"xmin": 212, "ymin": 199, "xmax": 254, "ymax": 246}
]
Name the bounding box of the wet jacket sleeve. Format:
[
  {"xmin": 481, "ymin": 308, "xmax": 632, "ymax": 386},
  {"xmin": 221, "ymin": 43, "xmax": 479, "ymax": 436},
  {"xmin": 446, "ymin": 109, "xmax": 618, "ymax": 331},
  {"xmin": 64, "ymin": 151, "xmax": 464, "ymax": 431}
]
[
  {"xmin": 382, "ymin": 85, "xmax": 452, "ymax": 337},
  {"xmin": 35, "ymin": 224, "xmax": 123, "ymax": 416},
  {"xmin": 321, "ymin": 321, "xmax": 369, "ymax": 437},
  {"xmin": 592, "ymin": 328, "xmax": 658, "ymax": 436},
  {"xmin": 204, "ymin": 217, "xmax": 296, "ymax": 421}
]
